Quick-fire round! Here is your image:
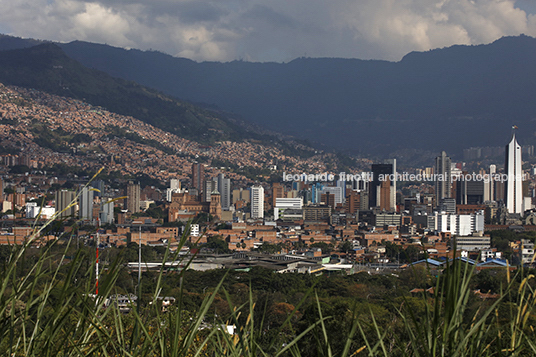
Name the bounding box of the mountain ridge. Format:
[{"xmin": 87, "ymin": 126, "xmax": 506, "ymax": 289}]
[
  {"xmin": 1, "ymin": 34, "xmax": 536, "ymax": 157},
  {"xmin": 0, "ymin": 43, "xmax": 258, "ymax": 144}
]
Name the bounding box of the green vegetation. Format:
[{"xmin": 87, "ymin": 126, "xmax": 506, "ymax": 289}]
[
  {"xmin": 1, "ymin": 177, "xmax": 536, "ymax": 356},
  {"xmin": 487, "ymin": 230, "xmax": 536, "ymax": 263},
  {"xmin": 0, "ymin": 44, "xmax": 252, "ymax": 144},
  {"xmin": 2, "ymin": 228, "xmax": 536, "ymax": 356},
  {"xmin": 30, "ymin": 123, "xmax": 71, "ymax": 152},
  {"xmin": 105, "ymin": 125, "xmax": 176, "ymax": 155},
  {"xmin": 41, "ymin": 163, "xmax": 94, "ymax": 177}
]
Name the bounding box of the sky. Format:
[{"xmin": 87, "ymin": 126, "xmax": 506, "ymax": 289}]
[{"xmin": 1, "ymin": 0, "xmax": 536, "ymax": 63}]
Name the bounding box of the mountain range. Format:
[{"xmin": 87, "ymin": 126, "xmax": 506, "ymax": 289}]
[
  {"xmin": 0, "ymin": 39, "xmax": 260, "ymax": 144},
  {"xmin": 1, "ymin": 34, "xmax": 536, "ymax": 158}
]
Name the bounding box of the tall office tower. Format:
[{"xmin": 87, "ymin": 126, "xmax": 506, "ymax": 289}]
[
  {"xmin": 170, "ymin": 179, "xmax": 181, "ymax": 191},
  {"xmin": 439, "ymin": 198, "xmax": 456, "ymax": 214},
  {"xmin": 127, "ymin": 181, "xmax": 141, "ymax": 213},
  {"xmin": 321, "ymin": 186, "xmax": 343, "ymax": 206},
  {"xmin": 369, "ymin": 160, "xmax": 396, "ymax": 211},
  {"xmin": 385, "ymin": 159, "xmax": 397, "ymax": 209},
  {"xmin": 345, "ymin": 190, "xmax": 361, "ymax": 214},
  {"xmin": 55, "ymin": 190, "xmax": 76, "ymax": 218},
  {"xmin": 456, "ymin": 177, "xmax": 484, "ymax": 205},
  {"xmin": 78, "ymin": 186, "xmax": 94, "ymax": 221},
  {"xmin": 301, "ymin": 189, "xmax": 312, "ymax": 205},
  {"xmin": 91, "ymin": 180, "xmax": 105, "ymax": 198},
  {"xmin": 505, "ymin": 132, "xmax": 523, "ymax": 214},
  {"xmin": 191, "ymin": 162, "xmax": 205, "ymax": 191},
  {"xmin": 100, "ymin": 197, "xmax": 114, "ymax": 224},
  {"xmin": 311, "ymin": 183, "xmax": 324, "ymax": 204},
  {"xmin": 217, "ymin": 174, "xmax": 231, "ymax": 210},
  {"xmin": 352, "ymin": 173, "xmax": 370, "ymax": 191},
  {"xmin": 203, "ymin": 180, "xmax": 217, "ymax": 202},
  {"xmin": 435, "ymin": 151, "xmax": 452, "ymax": 202},
  {"xmin": 336, "ymin": 179, "xmax": 346, "ymax": 204},
  {"xmin": 484, "ymin": 165, "xmax": 496, "ymax": 202},
  {"xmin": 232, "ymin": 188, "xmax": 251, "ymax": 204},
  {"xmin": 166, "ymin": 179, "xmax": 182, "ymax": 202},
  {"xmin": 250, "ymin": 185, "xmax": 264, "ymax": 219},
  {"xmin": 272, "ymin": 182, "xmax": 285, "ymax": 208}
]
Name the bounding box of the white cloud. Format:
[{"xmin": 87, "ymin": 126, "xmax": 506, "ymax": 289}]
[
  {"xmin": 0, "ymin": 0, "xmax": 535, "ymax": 62},
  {"xmin": 70, "ymin": 3, "xmax": 133, "ymax": 45}
]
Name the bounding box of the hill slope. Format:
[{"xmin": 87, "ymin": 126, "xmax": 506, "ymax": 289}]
[
  {"xmin": 2, "ymin": 35, "xmax": 535, "ymax": 156},
  {"xmin": 55, "ymin": 36, "xmax": 536, "ymax": 156},
  {"xmin": 0, "ymin": 43, "xmax": 254, "ymax": 143},
  {"xmin": 1, "ymin": 83, "xmax": 366, "ymax": 184}
]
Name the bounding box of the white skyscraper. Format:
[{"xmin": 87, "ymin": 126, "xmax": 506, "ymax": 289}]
[
  {"xmin": 166, "ymin": 179, "xmax": 181, "ymax": 202},
  {"xmin": 250, "ymin": 185, "xmax": 264, "ymax": 219},
  {"xmin": 79, "ymin": 186, "xmax": 94, "ymax": 221},
  {"xmin": 505, "ymin": 132, "xmax": 523, "ymax": 214},
  {"xmin": 217, "ymin": 174, "xmax": 231, "ymax": 210},
  {"xmin": 385, "ymin": 158, "xmax": 397, "ymax": 211},
  {"xmin": 170, "ymin": 179, "xmax": 180, "ymax": 190},
  {"xmin": 484, "ymin": 164, "xmax": 496, "ymax": 202},
  {"xmin": 100, "ymin": 197, "xmax": 114, "ymax": 224},
  {"xmin": 435, "ymin": 151, "xmax": 452, "ymax": 202}
]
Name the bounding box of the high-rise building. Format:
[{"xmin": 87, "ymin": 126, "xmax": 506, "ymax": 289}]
[
  {"xmin": 456, "ymin": 178, "xmax": 485, "ymax": 205},
  {"xmin": 232, "ymin": 188, "xmax": 250, "ymax": 204},
  {"xmin": 435, "ymin": 151, "xmax": 452, "ymax": 202},
  {"xmin": 203, "ymin": 180, "xmax": 217, "ymax": 202},
  {"xmin": 127, "ymin": 181, "xmax": 141, "ymax": 213},
  {"xmin": 439, "ymin": 198, "xmax": 456, "ymax": 214},
  {"xmin": 321, "ymin": 186, "xmax": 343, "ymax": 207},
  {"xmin": 320, "ymin": 192, "xmax": 336, "ymax": 209},
  {"xmin": 55, "ymin": 190, "xmax": 76, "ymax": 218},
  {"xmin": 250, "ymin": 185, "xmax": 264, "ymax": 219},
  {"xmin": 272, "ymin": 182, "xmax": 285, "ymax": 208},
  {"xmin": 336, "ymin": 179, "xmax": 346, "ymax": 204},
  {"xmin": 100, "ymin": 197, "xmax": 114, "ymax": 224},
  {"xmin": 385, "ymin": 159, "xmax": 397, "ymax": 209},
  {"xmin": 505, "ymin": 132, "xmax": 523, "ymax": 214},
  {"xmin": 345, "ymin": 190, "xmax": 361, "ymax": 214},
  {"xmin": 78, "ymin": 186, "xmax": 94, "ymax": 221},
  {"xmin": 436, "ymin": 211, "xmax": 485, "ymax": 237},
  {"xmin": 91, "ymin": 180, "xmax": 105, "ymax": 198},
  {"xmin": 311, "ymin": 183, "xmax": 324, "ymax": 204},
  {"xmin": 484, "ymin": 164, "xmax": 496, "ymax": 202},
  {"xmin": 274, "ymin": 197, "xmax": 303, "ymax": 220},
  {"xmin": 170, "ymin": 179, "xmax": 181, "ymax": 191},
  {"xmin": 217, "ymin": 174, "xmax": 231, "ymax": 210},
  {"xmin": 191, "ymin": 162, "xmax": 205, "ymax": 191},
  {"xmin": 166, "ymin": 179, "xmax": 182, "ymax": 202},
  {"xmin": 369, "ymin": 160, "xmax": 396, "ymax": 211}
]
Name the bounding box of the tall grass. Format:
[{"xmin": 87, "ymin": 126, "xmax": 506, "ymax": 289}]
[
  {"xmin": 1, "ymin": 179, "xmax": 535, "ymax": 357},
  {"xmin": 352, "ymin": 257, "xmax": 536, "ymax": 357}
]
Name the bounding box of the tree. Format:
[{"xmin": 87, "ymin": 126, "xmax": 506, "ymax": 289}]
[
  {"xmin": 256, "ymin": 243, "xmax": 280, "ymax": 254},
  {"xmin": 205, "ymin": 236, "xmax": 230, "ymax": 254},
  {"xmin": 310, "ymin": 242, "xmax": 334, "ymax": 254},
  {"xmin": 384, "ymin": 241, "xmax": 402, "ymax": 261},
  {"xmin": 338, "ymin": 240, "xmax": 353, "ymax": 253},
  {"xmin": 404, "ymin": 245, "xmax": 421, "ymax": 263}
]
